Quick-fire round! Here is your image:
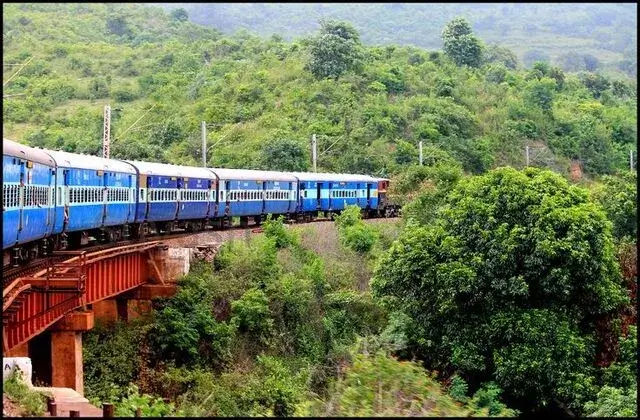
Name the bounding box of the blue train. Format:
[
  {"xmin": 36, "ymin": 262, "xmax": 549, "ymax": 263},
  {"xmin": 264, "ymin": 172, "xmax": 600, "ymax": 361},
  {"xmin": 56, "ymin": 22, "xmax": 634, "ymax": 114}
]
[{"xmin": 3, "ymin": 138, "xmax": 398, "ymax": 267}]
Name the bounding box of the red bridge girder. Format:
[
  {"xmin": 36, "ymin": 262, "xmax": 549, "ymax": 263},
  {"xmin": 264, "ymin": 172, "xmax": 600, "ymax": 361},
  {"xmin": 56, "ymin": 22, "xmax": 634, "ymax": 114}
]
[{"xmin": 3, "ymin": 242, "xmax": 163, "ymax": 353}]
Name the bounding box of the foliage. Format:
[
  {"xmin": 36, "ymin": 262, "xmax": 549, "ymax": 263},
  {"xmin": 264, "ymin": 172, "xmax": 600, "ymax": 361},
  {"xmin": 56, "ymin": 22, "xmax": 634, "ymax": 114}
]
[
  {"xmin": 583, "ymin": 385, "xmax": 637, "ymax": 417},
  {"xmin": 591, "ymin": 171, "xmax": 637, "ymax": 240},
  {"xmin": 147, "ymin": 265, "xmax": 236, "ymax": 368},
  {"xmin": 2, "ymin": 370, "xmax": 48, "ymax": 416},
  {"xmin": 305, "ymin": 348, "xmax": 516, "ymax": 417},
  {"xmin": 448, "ymin": 375, "xmax": 469, "ymax": 403},
  {"xmin": 2, "ymin": 4, "xmax": 635, "ymax": 178},
  {"xmin": 306, "ymin": 20, "xmax": 364, "ymax": 80},
  {"xmin": 231, "ymin": 288, "xmax": 273, "ymax": 343},
  {"xmin": 442, "ymin": 18, "xmax": 484, "ymax": 67},
  {"xmin": 372, "ymin": 167, "xmax": 628, "ymax": 412},
  {"xmin": 114, "ymin": 384, "xmax": 184, "ymax": 417},
  {"xmin": 600, "ymin": 325, "xmax": 637, "ymax": 393},
  {"xmin": 259, "ymin": 137, "xmax": 309, "ymax": 171},
  {"xmin": 83, "ymin": 320, "xmax": 148, "ymax": 402},
  {"xmin": 262, "ymin": 215, "xmax": 295, "ymax": 248},
  {"xmin": 334, "ymin": 205, "xmax": 378, "ymax": 254}
]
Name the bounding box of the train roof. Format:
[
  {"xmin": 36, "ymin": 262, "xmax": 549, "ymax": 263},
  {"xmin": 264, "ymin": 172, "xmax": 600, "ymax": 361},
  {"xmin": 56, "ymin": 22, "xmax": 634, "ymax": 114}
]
[
  {"xmin": 3, "ymin": 138, "xmax": 56, "ymax": 167},
  {"xmin": 44, "ymin": 149, "xmax": 136, "ymax": 173},
  {"xmin": 290, "ymin": 172, "xmax": 378, "ymax": 182},
  {"xmin": 210, "ymin": 168, "xmax": 297, "ymax": 182},
  {"xmin": 123, "ymin": 160, "xmax": 218, "ymax": 179}
]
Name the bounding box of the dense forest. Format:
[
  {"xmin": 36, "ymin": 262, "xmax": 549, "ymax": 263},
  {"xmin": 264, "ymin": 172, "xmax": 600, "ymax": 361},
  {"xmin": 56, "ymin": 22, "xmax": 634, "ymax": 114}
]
[
  {"xmin": 160, "ymin": 3, "xmax": 637, "ymax": 77},
  {"xmin": 2, "ymin": 2, "xmax": 637, "ymax": 417}
]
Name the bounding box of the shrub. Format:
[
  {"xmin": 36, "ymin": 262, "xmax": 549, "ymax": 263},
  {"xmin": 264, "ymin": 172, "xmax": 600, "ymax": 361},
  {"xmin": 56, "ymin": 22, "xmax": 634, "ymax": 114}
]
[
  {"xmin": 263, "ymin": 215, "xmax": 296, "ymax": 249},
  {"xmin": 340, "ymin": 223, "xmax": 377, "ymax": 253},
  {"xmin": 3, "ymin": 370, "xmax": 48, "ymax": 416}
]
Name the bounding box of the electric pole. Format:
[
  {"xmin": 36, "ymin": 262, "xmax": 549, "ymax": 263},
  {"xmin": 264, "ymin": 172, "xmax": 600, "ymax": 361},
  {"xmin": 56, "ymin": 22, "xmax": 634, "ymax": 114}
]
[
  {"xmin": 525, "ymin": 145, "xmax": 530, "ymax": 167},
  {"xmin": 419, "ymin": 141, "xmax": 423, "ymax": 166},
  {"xmin": 103, "ymin": 105, "xmax": 111, "ymax": 159},
  {"xmin": 202, "ymin": 121, "xmax": 207, "ymax": 167},
  {"xmin": 312, "ymin": 134, "xmax": 317, "ymax": 172}
]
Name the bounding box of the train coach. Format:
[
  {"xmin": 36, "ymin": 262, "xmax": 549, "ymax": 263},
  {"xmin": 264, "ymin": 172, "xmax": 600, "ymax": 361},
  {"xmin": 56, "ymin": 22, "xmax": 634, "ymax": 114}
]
[
  {"xmin": 212, "ymin": 168, "xmax": 298, "ymax": 226},
  {"xmin": 124, "ymin": 160, "xmax": 218, "ymax": 236},
  {"xmin": 3, "ymin": 139, "xmax": 57, "ymax": 266},
  {"xmin": 45, "ymin": 149, "xmax": 138, "ymax": 247}
]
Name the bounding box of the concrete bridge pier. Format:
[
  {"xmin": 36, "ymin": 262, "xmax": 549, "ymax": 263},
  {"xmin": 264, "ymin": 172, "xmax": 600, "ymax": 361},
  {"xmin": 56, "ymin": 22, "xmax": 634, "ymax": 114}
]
[{"xmin": 49, "ymin": 310, "xmax": 94, "ymax": 394}]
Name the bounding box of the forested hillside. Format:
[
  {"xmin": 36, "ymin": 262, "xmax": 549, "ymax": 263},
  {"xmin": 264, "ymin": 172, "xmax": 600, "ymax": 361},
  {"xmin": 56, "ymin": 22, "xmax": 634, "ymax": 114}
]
[
  {"xmin": 3, "ymin": 3, "xmax": 636, "ymax": 179},
  {"xmin": 2, "ymin": 3, "xmax": 637, "ymax": 417},
  {"xmin": 160, "ymin": 3, "xmax": 637, "ymax": 77}
]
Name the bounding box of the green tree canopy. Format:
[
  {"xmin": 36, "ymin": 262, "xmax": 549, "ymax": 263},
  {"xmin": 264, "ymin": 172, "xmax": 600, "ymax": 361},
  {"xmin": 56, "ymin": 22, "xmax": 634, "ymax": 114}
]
[
  {"xmin": 259, "ymin": 138, "xmax": 309, "ymax": 172},
  {"xmin": 372, "ymin": 167, "xmax": 628, "ymax": 413},
  {"xmin": 441, "ymin": 18, "xmax": 484, "ymax": 67},
  {"xmin": 306, "ymin": 20, "xmax": 364, "ymax": 79}
]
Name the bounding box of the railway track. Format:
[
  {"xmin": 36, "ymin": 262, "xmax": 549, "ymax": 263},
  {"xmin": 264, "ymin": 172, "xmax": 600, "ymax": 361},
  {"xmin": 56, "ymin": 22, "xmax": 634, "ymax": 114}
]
[{"xmin": 2, "ymin": 216, "xmax": 342, "ymax": 285}]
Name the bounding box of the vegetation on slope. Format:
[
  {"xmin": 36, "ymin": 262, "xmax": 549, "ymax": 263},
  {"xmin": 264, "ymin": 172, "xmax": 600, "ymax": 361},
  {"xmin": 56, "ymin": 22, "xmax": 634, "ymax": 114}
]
[
  {"xmin": 3, "ymin": 3, "xmax": 636, "ymax": 181},
  {"xmin": 163, "ymin": 3, "xmax": 637, "ymax": 77}
]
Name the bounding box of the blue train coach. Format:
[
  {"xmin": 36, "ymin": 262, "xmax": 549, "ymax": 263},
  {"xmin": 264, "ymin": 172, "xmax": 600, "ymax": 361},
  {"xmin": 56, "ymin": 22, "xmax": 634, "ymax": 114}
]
[
  {"xmin": 124, "ymin": 160, "xmax": 218, "ymax": 234},
  {"xmin": 210, "ymin": 168, "xmax": 297, "ymax": 225},
  {"xmin": 45, "ymin": 149, "xmax": 137, "ymax": 246},
  {"xmin": 3, "ymin": 139, "xmax": 57, "ymax": 265}
]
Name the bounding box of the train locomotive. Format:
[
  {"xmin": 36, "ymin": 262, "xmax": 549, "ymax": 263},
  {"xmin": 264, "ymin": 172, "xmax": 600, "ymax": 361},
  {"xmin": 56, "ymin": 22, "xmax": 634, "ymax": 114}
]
[{"xmin": 3, "ymin": 138, "xmax": 399, "ymax": 267}]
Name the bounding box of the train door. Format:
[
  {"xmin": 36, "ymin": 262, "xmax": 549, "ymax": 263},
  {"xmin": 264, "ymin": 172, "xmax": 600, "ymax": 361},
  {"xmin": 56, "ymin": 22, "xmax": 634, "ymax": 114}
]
[
  {"xmin": 127, "ymin": 174, "xmax": 133, "ymax": 222},
  {"xmin": 316, "ymin": 182, "xmax": 322, "ymax": 210},
  {"xmin": 145, "ymin": 176, "xmax": 151, "ymax": 221},
  {"xmin": 176, "ymin": 177, "xmax": 184, "ymax": 220},
  {"xmin": 62, "ymin": 169, "xmax": 70, "ymax": 231},
  {"xmin": 299, "ymin": 183, "xmax": 305, "ymax": 211},
  {"xmin": 224, "ymin": 181, "xmax": 231, "ymax": 217},
  {"xmin": 17, "ymin": 160, "xmax": 25, "ymax": 234},
  {"xmin": 367, "ymin": 183, "xmax": 371, "ymax": 209},
  {"xmin": 207, "ymin": 179, "xmax": 214, "ymax": 218},
  {"xmin": 261, "ymin": 181, "xmax": 267, "ymax": 215},
  {"xmin": 102, "ymin": 171, "xmax": 108, "ymax": 228}
]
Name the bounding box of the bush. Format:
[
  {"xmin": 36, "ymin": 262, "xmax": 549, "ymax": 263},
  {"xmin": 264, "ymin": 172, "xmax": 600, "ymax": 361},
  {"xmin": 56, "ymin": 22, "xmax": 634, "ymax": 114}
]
[
  {"xmin": 113, "ymin": 89, "xmax": 137, "ymax": 102},
  {"xmin": 83, "ymin": 320, "xmax": 148, "ymax": 402},
  {"xmin": 340, "ymin": 223, "xmax": 377, "ymax": 253},
  {"xmin": 3, "ymin": 370, "xmax": 48, "ymax": 416},
  {"xmin": 263, "ymin": 215, "xmax": 296, "ymax": 249},
  {"xmin": 114, "ymin": 384, "xmax": 184, "ymax": 417}
]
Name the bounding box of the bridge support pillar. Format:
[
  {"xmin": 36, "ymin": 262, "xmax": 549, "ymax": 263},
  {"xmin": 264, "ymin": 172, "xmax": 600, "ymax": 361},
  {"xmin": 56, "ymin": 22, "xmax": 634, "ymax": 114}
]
[
  {"xmin": 50, "ymin": 311, "xmax": 94, "ymax": 395},
  {"xmin": 93, "ymin": 298, "xmax": 130, "ymax": 325}
]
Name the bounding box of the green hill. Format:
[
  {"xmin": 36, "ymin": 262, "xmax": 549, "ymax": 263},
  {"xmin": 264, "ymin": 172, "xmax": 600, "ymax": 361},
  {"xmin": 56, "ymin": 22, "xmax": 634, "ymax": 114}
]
[
  {"xmin": 2, "ymin": 3, "xmax": 637, "ymax": 179},
  {"xmin": 159, "ymin": 3, "xmax": 637, "ymax": 77}
]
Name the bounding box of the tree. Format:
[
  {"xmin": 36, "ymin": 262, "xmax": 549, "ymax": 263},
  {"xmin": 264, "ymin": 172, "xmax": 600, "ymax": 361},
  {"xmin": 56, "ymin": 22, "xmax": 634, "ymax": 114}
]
[
  {"xmin": 591, "ymin": 172, "xmax": 637, "ymax": 240},
  {"xmin": 259, "ymin": 138, "xmax": 309, "ymax": 172},
  {"xmin": 524, "ymin": 76, "xmax": 556, "ymax": 113},
  {"xmin": 441, "ymin": 18, "xmax": 484, "ymax": 67},
  {"xmin": 306, "ymin": 20, "xmax": 364, "ymax": 80},
  {"xmin": 483, "ymin": 44, "xmax": 518, "ymax": 69},
  {"xmin": 170, "ymin": 8, "xmax": 189, "ymax": 23},
  {"xmin": 372, "ymin": 167, "xmax": 628, "ymax": 412}
]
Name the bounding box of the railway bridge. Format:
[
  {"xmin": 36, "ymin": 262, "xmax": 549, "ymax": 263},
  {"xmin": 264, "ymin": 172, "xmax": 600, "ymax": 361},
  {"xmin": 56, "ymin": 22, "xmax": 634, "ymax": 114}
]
[{"xmin": 2, "ymin": 241, "xmax": 180, "ymax": 395}]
